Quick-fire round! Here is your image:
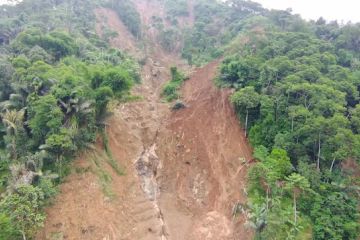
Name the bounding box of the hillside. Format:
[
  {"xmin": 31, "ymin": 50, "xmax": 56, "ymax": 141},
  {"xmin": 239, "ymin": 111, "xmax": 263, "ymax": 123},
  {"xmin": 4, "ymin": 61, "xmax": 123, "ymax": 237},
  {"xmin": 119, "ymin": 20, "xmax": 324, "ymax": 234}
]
[
  {"xmin": 0, "ymin": 0, "xmax": 359, "ymax": 240},
  {"xmin": 38, "ymin": 1, "xmax": 253, "ymax": 238}
]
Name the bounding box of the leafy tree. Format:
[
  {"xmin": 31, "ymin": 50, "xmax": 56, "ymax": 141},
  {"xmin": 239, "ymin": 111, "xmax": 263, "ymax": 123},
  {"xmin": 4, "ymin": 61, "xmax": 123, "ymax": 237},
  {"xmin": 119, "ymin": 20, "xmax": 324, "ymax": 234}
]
[
  {"xmin": 1, "ymin": 109, "xmax": 25, "ymax": 160},
  {"xmin": 28, "ymin": 45, "xmax": 52, "ymax": 63},
  {"xmin": 28, "ymin": 95, "xmax": 63, "ymax": 145},
  {"xmin": 0, "ymin": 185, "xmax": 45, "ymax": 239},
  {"xmin": 310, "ymin": 188, "xmax": 359, "ymax": 240},
  {"xmin": 101, "ymin": 68, "xmax": 133, "ymax": 94},
  {"xmin": 285, "ymin": 173, "xmax": 311, "ymax": 225},
  {"xmin": 350, "ymin": 105, "xmax": 360, "ymax": 133},
  {"xmin": 231, "ymin": 86, "xmax": 260, "ymax": 136},
  {"xmin": 94, "ymin": 86, "xmax": 114, "ymax": 121}
]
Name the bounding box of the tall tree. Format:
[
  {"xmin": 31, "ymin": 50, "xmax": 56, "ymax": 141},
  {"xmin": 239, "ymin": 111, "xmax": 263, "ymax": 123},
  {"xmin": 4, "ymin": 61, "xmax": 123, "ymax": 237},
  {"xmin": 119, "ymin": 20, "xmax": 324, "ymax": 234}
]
[
  {"xmin": 285, "ymin": 173, "xmax": 311, "ymax": 225},
  {"xmin": 231, "ymin": 86, "xmax": 260, "ymax": 136}
]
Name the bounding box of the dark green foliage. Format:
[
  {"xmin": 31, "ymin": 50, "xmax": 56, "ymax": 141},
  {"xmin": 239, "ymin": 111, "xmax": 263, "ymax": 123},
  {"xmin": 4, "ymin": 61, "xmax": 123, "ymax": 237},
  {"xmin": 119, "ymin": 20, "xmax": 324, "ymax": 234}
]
[
  {"xmin": 94, "ymin": 86, "xmax": 114, "ymax": 121},
  {"xmin": 0, "ymin": 185, "xmax": 46, "ymax": 239},
  {"xmin": 310, "ymin": 189, "xmax": 359, "ymax": 240},
  {"xmin": 0, "ymin": 0, "xmax": 139, "ymax": 237},
  {"xmin": 0, "ymin": 157, "xmax": 10, "ymax": 193},
  {"xmin": 28, "ymin": 95, "xmax": 63, "ymax": 144},
  {"xmin": 13, "ymin": 29, "xmax": 78, "ymax": 60},
  {"xmin": 219, "ymin": 8, "xmax": 360, "ymax": 239},
  {"xmin": 101, "ymin": 68, "xmax": 133, "ymax": 93},
  {"xmin": 0, "ymin": 213, "xmax": 20, "ymax": 240},
  {"xmin": 162, "ymin": 67, "xmax": 187, "ymax": 101}
]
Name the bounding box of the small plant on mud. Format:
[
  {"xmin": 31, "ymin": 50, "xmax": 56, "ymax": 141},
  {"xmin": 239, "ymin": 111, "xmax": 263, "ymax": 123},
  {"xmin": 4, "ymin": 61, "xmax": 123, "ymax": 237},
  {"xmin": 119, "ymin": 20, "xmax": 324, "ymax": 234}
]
[
  {"xmin": 100, "ymin": 128, "xmax": 124, "ymax": 176},
  {"xmin": 162, "ymin": 67, "xmax": 187, "ymax": 101}
]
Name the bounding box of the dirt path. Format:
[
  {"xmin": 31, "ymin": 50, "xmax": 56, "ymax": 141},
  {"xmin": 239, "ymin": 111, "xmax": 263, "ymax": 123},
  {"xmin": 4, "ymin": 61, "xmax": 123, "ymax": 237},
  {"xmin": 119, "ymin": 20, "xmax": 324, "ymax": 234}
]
[{"xmin": 38, "ymin": 1, "xmax": 253, "ymax": 239}]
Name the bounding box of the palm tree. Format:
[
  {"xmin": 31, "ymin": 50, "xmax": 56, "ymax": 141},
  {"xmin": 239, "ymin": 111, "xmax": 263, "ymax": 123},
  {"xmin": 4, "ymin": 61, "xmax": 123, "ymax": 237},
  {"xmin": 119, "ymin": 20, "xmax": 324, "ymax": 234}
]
[
  {"xmin": 0, "ymin": 93, "xmax": 25, "ymax": 110},
  {"xmin": 245, "ymin": 203, "xmax": 267, "ymax": 238},
  {"xmin": 58, "ymin": 94, "xmax": 94, "ymax": 127},
  {"xmin": 1, "ymin": 109, "xmax": 24, "ymax": 160}
]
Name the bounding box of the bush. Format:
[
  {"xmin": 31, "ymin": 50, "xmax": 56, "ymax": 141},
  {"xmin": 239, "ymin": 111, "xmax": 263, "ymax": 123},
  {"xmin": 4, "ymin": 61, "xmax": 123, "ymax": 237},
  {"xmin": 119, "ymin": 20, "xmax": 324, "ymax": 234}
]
[
  {"xmin": 162, "ymin": 67, "xmax": 186, "ymax": 101},
  {"xmin": 0, "ymin": 213, "xmax": 20, "ymax": 240},
  {"xmin": 0, "ymin": 185, "xmax": 46, "ymax": 239},
  {"xmin": 102, "ymin": 68, "xmax": 133, "ymax": 93}
]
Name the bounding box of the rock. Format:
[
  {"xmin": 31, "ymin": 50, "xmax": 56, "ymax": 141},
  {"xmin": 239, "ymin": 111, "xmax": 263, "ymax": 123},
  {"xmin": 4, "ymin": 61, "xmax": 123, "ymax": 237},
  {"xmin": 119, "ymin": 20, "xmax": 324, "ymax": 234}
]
[{"xmin": 172, "ymin": 100, "xmax": 186, "ymax": 110}]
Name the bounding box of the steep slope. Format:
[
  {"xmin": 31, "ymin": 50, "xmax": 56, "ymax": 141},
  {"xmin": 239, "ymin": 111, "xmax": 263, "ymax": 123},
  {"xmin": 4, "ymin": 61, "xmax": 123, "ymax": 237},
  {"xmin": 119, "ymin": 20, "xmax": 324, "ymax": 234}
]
[
  {"xmin": 156, "ymin": 60, "xmax": 253, "ymax": 239},
  {"xmin": 95, "ymin": 8, "xmax": 141, "ymax": 57},
  {"xmin": 38, "ymin": 1, "xmax": 253, "ymax": 239}
]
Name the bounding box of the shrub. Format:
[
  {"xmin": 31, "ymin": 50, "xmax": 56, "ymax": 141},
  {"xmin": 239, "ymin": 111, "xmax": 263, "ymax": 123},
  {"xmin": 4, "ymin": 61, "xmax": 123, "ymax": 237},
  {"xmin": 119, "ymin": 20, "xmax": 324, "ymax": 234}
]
[
  {"xmin": 0, "ymin": 185, "xmax": 46, "ymax": 239},
  {"xmin": 162, "ymin": 67, "xmax": 186, "ymax": 101}
]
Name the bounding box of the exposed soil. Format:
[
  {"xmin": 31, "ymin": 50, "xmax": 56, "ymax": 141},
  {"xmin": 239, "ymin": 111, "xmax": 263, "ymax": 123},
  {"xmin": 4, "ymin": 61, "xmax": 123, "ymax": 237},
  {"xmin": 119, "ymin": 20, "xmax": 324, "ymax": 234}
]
[
  {"xmin": 38, "ymin": 1, "xmax": 253, "ymax": 239},
  {"xmin": 95, "ymin": 8, "xmax": 142, "ymax": 58},
  {"xmin": 156, "ymin": 60, "xmax": 253, "ymax": 240}
]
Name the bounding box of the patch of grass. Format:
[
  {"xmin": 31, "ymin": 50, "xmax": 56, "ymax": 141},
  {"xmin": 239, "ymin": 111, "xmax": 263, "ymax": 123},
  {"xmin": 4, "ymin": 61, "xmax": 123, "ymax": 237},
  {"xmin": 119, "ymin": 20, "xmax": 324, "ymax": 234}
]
[
  {"xmin": 50, "ymin": 231, "xmax": 64, "ymax": 240},
  {"xmin": 74, "ymin": 166, "xmax": 91, "ymax": 174},
  {"xmin": 100, "ymin": 128, "xmax": 125, "ymax": 176},
  {"xmin": 98, "ymin": 168, "xmax": 114, "ymax": 198},
  {"xmin": 104, "ymin": 151, "xmax": 125, "ymax": 176},
  {"xmin": 90, "ymin": 152, "xmax": 116, "ymax": 199},
  {"xmin": 118, "ymin": 94, "xmax": 143, "ymax": 103}
]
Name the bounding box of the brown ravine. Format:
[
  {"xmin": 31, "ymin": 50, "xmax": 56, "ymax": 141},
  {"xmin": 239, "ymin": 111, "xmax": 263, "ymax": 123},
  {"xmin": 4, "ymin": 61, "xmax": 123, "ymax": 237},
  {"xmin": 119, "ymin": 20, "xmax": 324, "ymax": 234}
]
[{"xmin": 37, "ymin": 1, "xmax": 254, "ymax": 239}]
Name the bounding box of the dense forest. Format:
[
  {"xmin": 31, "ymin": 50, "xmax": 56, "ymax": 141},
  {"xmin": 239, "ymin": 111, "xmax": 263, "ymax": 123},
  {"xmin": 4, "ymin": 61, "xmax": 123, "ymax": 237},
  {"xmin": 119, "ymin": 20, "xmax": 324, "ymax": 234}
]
[
  {"xmin": 0, "ymin": 0, "xmax": 140, "ymax": 239},
  {"xmin": 0, "ymin": 0, "xmax": 359, "ymax": 239}
]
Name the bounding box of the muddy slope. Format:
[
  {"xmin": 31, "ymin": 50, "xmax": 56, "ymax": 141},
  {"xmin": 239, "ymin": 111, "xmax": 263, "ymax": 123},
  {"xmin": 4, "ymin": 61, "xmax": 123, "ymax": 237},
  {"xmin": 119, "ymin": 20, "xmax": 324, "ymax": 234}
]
[
  {"xmin": 38, "ymin": 1, "xmax": 253, "ymax": 239},
  {"xmin": 156, "ymin": 60, "xmax": 253, "ymax": 240}
]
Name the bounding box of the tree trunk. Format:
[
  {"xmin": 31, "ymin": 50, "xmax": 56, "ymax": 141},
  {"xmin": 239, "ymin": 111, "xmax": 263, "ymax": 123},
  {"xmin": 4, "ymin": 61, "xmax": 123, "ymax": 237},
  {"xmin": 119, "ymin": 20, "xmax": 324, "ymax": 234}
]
[
  {"xmin": 21, "ymin": 230, "xmax": 26, "ymax": 240},
  {"xmin": 266, "ymin": 186, "xmax": 269, "ymax": 211},
  {"xmin": 330, "ymin": 157, "xmax": 336, "ymax": 173},
  {"xmin": 12, "ymin": 137, "xmax": 17, "ymax": 160},
  {"xmin": 57, "ymin": 155, "xmax": 62, "ymax": 177},
  {"xmin": 317, "ymin": 134, "xmax": 321, "ymax": 171},
  {"xmin": 293, "ymin": 191, "xmax": 297, "ymax": 225},
  {"xmin": 245, "ymin": 109, "xmax": 249, "ymax": 137}
]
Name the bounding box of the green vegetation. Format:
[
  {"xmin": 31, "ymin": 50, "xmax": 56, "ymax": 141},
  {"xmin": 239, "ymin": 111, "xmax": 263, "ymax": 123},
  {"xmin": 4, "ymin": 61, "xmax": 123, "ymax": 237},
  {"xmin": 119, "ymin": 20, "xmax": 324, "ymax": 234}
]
[
  {"xmin": 0, "ymin": 0, "xmax": 140, "ymax": 239},
  {"xmin": 100, "ymin": 128, "xmax": 124, "ymax": 176},
  {"xmin": 218, "ymin": 7, "xmax": 360, "ymax": 240},
  {"xmin": 182, "ymin": 0, "xmax": 265, "ymax": 66},
  {"xmin": 162, "ymin": 67, "xmax": 187, "ymax": 101}
]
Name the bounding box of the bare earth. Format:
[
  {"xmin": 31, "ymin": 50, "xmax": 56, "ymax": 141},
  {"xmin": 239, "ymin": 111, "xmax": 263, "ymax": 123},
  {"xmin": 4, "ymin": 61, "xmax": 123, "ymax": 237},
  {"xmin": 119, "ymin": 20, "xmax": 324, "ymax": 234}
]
[{"xmin": 37, "ymin": 1, "xmax": 254, "ymax": 239}]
